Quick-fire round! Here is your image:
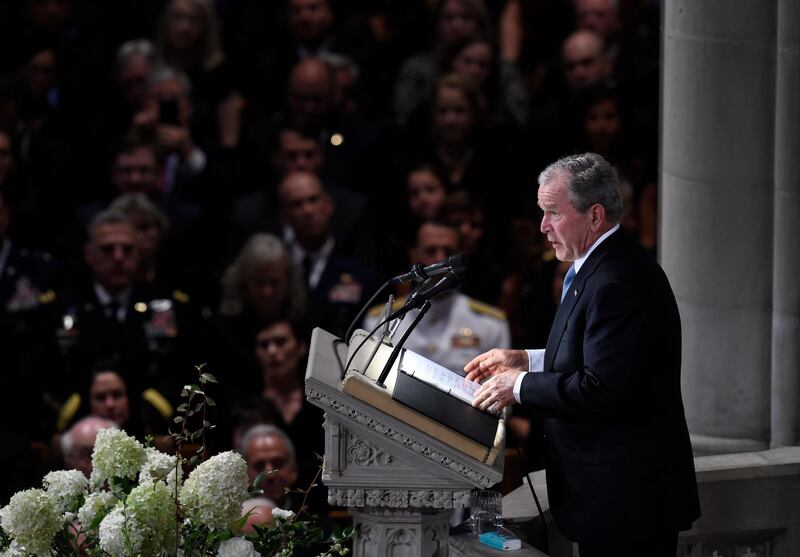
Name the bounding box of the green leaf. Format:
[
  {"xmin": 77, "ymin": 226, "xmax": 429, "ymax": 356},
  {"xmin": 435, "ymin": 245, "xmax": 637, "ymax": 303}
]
[
  {"xmin": 200, "ymin": 372, "xmax": 219, "ymax": 383},
  {"xmin": 206, "ymin": 396, "xmax": 216, "ymax": 407},
  {"xmin": 177, "ymin": 403, "xmax": 188, "ymax": 412},
  {"xmin": 173, "ymin": 416, "xmax": 184, "ymax": 423}
]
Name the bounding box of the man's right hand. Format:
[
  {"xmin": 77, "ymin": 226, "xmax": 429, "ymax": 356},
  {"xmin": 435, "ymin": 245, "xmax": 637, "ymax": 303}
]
[{"xmin": 464, "ymin": 349, "xmax": 528, "ymax": 383}]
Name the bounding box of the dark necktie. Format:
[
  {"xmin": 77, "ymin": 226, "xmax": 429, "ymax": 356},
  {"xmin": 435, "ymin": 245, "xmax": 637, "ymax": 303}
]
[
  {"xmin": 302, "ymin": 254, "xmax": 313, "ymax": 288},
  {"xmin": 105, "ymin": 300, "xmax": 121, "ymax": 322}
]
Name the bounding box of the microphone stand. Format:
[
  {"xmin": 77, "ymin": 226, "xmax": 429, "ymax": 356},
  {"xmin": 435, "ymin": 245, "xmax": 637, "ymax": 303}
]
[{"xmin": 376, "ymin": 300, "xmax": 432, "ymax": 388}]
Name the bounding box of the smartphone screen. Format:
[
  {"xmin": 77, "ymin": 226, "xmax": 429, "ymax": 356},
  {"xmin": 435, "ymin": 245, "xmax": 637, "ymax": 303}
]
[{"xmin": 159, "ymin": 98, "xmax": 180, "ymax": 125}]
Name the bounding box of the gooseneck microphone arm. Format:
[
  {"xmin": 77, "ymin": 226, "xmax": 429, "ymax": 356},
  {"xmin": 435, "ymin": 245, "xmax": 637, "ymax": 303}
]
[
  {"xmin": 376, "ymin": 300, "xmax": 431, "ymax": 388},
  {"xmin": 375, "ymin": 270, "xmax": 462, "ymax": 387}
]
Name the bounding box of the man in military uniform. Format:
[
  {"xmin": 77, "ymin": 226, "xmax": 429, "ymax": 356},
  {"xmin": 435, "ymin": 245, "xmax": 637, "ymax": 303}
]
[
  {"xmin": 50, "ymin": 208, "xmax": 196, "ymax": 408},
  {"xmin": 364, "ymin": 220, "xmax": 510, "ymax": 373},
  {"xmin": 279, "ymin": 171, "xmax": 376, "ymax": 338}
]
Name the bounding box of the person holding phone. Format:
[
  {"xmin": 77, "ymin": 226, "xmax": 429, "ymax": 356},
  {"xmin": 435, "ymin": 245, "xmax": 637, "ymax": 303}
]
[{"xmin": 132, "ymin": 66, "xmax": 207, "ymax": 197}]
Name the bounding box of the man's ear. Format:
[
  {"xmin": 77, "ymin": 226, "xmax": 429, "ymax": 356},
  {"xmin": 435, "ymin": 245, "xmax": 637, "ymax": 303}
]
[{"xmin": 590, "ymin": 204, "xmax": 606, "ymax": 229}]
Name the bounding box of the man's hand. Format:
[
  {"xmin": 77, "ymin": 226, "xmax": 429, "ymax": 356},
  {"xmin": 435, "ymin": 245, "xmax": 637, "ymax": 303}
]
[
  {"xmin": 464, "ymin": 348, "xmax": 528, "ymax": 383},
  {"xmin": 472, "ymin": 370, "xmax": 523, "ymax": 413}
]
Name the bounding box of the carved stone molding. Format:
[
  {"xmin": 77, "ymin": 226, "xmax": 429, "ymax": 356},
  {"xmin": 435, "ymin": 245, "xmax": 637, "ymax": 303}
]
[
  {"xmin": 328, "ymin": 488, "xmax": 471, "ymax": 509},
  {"xmin": 347, "ymin": 432, "xmax": 393, "ymax": 467},
  {"xmin": 307, "ymin": 386, "xmax": 494, "ymax": 485}
]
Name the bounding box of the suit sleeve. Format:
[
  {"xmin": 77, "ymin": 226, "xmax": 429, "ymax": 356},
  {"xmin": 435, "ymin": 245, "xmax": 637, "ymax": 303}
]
[{"xmin": 520, "ymin": 280, "xmax": 649, "ymax": 419}]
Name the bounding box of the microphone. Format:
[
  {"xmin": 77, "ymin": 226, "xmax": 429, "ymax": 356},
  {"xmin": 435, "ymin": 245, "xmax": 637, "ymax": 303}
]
[
  {"xmin": 390, "ymin": 254, "xmax": 467, "ymax": 285},
  {"xmin": 386, "ymin": 270, "xmax": 462, "ymax": 321}
]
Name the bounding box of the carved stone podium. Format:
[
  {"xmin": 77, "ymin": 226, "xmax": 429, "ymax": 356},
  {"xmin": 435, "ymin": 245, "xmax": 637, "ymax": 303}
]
[{"xmin": 305, "ymin": 328, "xmax": 505, "ymax": 556}]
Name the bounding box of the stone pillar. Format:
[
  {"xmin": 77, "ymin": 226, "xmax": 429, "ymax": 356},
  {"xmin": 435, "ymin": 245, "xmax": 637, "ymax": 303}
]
[
  {"xmin": 770, "ymin": 0, "xmax": 800, "ymax": 447},
  {"xmin": 661, "ymin": 1, "xmax": 776, "ymax": 450}
]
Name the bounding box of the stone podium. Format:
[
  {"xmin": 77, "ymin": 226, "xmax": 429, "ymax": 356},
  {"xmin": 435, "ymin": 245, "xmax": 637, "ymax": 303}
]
[{"xmin": 305, "ymin": 327, "xmax": 505, "ymax": 556}]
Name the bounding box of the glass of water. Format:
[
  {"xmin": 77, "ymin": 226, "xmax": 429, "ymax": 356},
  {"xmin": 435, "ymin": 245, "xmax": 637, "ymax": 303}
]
[{"xmin": 469, "ymin": 489, "xmax": 502, "ymax": 535}]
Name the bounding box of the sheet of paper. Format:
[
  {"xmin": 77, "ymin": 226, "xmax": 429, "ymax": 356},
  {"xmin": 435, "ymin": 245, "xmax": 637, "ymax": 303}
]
[{"xmin": 400, "ymin": 349, "xmax": 480, "ymax": 404}]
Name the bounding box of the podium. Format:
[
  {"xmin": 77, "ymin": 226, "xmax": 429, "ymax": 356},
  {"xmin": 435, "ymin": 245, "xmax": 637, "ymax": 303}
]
[{"xmin": 305, "ymin": 327, "xmax": 505, "ymax": 556}]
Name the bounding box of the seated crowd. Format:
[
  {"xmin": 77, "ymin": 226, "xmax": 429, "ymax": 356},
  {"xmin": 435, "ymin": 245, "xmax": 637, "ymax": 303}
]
[{"xmin": 0, "ymin": 0, "xmax": 661, "ymax": 516}]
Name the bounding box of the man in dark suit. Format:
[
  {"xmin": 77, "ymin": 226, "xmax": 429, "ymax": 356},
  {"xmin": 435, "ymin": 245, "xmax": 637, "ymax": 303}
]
[{"xmin": 466, "ymin": 153, "xmax": 700, "ymax": 556}]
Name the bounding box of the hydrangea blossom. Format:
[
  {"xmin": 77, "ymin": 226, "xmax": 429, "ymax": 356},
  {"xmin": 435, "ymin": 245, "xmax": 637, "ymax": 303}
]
[
  {"xmin": 42, "ymin": 469, "xmax": 88, "ymax": 517},
  {"xmin": 90, "ymin": 428, "xmax": 145, "ymax": 491},
  {"xmin": 139, "ymin": 447, "xmax": 182, "ymax": 487},
  {"xmin": 180, "ymin": 451, "xmax": 249, "ymax": 530},
  {"xmin": 77, "ymin": 491, "xmax": 117, "ymax": 532},
  {"xmin": 217, "ymin": 537, "xmax": 261, "ymax": 557},
  {"xmin": 125, "ymin": 481, "xmax": 176, "ymax": 553},
  {"xmin": 98, "ymin": 503, "xmax": 143, "ymax": 556},
  {"xmin": 0, "ymin": 488, "xmax": 63, "ymax": 556},
  {"xmin": 0, "ymin": 541, "xmax": 28, "ymax": 557}
]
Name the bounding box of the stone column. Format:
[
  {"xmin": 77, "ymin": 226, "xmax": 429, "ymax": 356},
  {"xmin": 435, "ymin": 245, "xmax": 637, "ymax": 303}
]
[
  {"xmin": 770, "ymin": 0, "xmax": 800, "ymax": 447},
  {"xmin": 661, "ymin": 1, "xmax": 776, "ymax": 451}
]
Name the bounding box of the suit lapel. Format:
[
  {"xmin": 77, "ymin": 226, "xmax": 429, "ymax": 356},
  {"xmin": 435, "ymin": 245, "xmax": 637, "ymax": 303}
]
[{"xmin": 543, "ymin": 230, "xmax": 622, "ymax": 373}]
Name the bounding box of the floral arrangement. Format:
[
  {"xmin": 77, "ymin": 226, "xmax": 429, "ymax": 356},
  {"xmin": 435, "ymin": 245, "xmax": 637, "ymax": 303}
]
[{"xmin": 0, "ymin": 371, "xmax": 352, "ymax": 556}]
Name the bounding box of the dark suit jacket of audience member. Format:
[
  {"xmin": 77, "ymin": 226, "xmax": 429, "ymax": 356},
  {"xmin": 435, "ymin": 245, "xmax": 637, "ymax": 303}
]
[{"xmin": 520, "ymin": 229, "xmax": 700, "ymax": 542}]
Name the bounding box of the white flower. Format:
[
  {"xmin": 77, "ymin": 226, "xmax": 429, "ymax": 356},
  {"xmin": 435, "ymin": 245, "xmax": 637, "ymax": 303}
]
[
  {"xmin": 42, "ymin": 469, "xmax": 88, "ymax": 516},
  {"xmin": 77, "ymin": 491, "xmax": 117, "ymax": 532},
  {"xmin": 271, "ymin": 507, "xmax": 295, "ymax": 521},
  {"xmin": 0, "ymin": 488, "xmax": 62, "ymax": 556},
  {"xmin": 139, "ymin": 447, "xmax": 182, "ymax": 487},
  {"xmin": 180, "ymin": 451, "xmax": 249, "ymax": 530},
  {"xmin": 90, "ymin": 428, "xmax": 145, "ymax": 490},
  {"xmin": 98, "ymin": 503, "xmax": 143, "ymax": 556},
  {"xmin": 217, "ymin": 537, "xmax": 261, "ymax": 557},
  {"xmin": 125, "ymin": 481, "xmax": 176, "ymax": 554},
  {"xmin": 0, "ymin": 541, "xmax": 28, "ymax": 557}
]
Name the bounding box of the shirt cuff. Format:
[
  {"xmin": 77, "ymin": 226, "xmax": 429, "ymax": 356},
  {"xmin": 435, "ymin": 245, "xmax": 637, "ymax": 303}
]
[
  {"xmin": 527, "ymin": 349, "xmax": 545, "ymax": 372},
  {"xmin": 513, "ymin": 372, "xmax": 528, "ymax": 403}
]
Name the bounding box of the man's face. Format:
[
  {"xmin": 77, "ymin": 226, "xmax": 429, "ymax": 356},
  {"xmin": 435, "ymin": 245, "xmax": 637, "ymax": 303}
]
[
  {"xmin": 117, "ymin": 55, "xmax": 152, "ymax": 107},
  {"xmin": 84, "ymin": 223, "xmax": 138, "ymax": 292},
  {"xmin": 23, "ymin": 48, "xmax": 57, "ymax": 100},
  {"xmin": 255, "ymin": 321, "xmax": 306, "ymax": 378},
  {"xmin": 245, "ymin": 434, "xmax": 298, "ymax": 504},
  {"xmin": 538, "ymin": 175, "xmax": 594, "ymax": 261},
  {"xmin": 244, "ymin": 260, "xmax": 289, "ymax": 317},
  {"xmin": 90, "ymin": 371, "xmax": 130, "ymax": 427},
  {"xmin": 65, "ymin": 422, "xmax": 106, "ymax": 478},
  {"xmin": 407, "ymin": 170, "xmax": 446, "ymax": 219},
  {"xmin": 413, "ymin": 223, "xmax": 458, "ymax": 266},
  {"xmin": 433, "ymin": 85, "xmax": 474, "ymax": 145},
  {"xmin": 577, "ymin": 0, "xmax": 620, "ymax": 41},
  {"xmin": 287, "ymin": 66, "xmax": 332, "ymax": 125},
  {"xmin": 112, "ymin": 147, "xmax": 158, "ymax": 194},
  {"xmin": 279, "ymin": 173, "xmax": 333, "ymax": 246},
  {"xmin": 288, "ymin": 0, "xmax": 334, "ymax": 43},
  {"xmin": 274, "ymin": 130, "xmax": 323, "ymax": 176},
  {"xmin": 562, "ymin": 32, "xmax": 608, "ymax": 91}
]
